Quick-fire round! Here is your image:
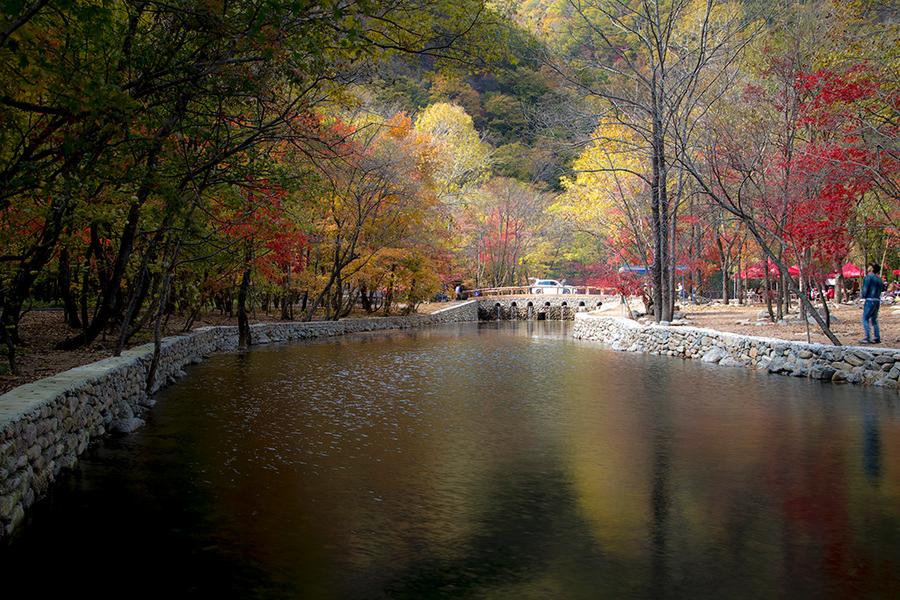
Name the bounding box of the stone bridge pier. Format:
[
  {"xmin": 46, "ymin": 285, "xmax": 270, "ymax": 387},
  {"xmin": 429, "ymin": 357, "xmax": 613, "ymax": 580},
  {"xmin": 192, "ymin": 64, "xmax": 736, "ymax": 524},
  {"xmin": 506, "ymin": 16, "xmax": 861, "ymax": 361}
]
[{"xmin": 477, "ymin": 296, "xmax": 607, "ymax": 321}]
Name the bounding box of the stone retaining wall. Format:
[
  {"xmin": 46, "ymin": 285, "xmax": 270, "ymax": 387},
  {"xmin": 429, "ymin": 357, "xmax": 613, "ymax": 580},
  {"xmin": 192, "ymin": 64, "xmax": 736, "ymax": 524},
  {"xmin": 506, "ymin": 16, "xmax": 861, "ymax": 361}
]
[
  {"xmin": 573, "ymin": 313, "xmax": 900, "ymax": 390},
  {"xmin": 0, "ymin": 301, "xmax": 478, "ymax": 540}
]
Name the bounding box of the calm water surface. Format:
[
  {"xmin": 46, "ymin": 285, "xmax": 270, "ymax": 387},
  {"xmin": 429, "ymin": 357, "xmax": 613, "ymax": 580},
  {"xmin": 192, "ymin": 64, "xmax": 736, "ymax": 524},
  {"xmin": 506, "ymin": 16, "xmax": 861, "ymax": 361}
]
[{"xmin": 3, "ymin": 322, "xmax": 899, "ymax": 598}]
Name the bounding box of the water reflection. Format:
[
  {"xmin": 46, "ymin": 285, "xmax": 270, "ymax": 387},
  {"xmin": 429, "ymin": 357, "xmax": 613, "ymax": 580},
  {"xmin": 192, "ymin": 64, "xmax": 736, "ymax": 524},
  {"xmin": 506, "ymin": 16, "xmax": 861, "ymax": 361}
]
[
  {"xmin": 863, "ymin": 399, "xmax": 881, "ymax": 484},
  {"xmin": 1, "ymin": 322, "xmax": 899, "ymax": 599}
]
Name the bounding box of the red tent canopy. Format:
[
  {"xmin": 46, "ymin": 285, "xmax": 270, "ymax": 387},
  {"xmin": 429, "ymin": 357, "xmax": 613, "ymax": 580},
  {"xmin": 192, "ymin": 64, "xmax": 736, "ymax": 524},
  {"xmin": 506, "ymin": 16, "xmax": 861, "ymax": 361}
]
[
  {"xmin": 736, "ymin": 260, "xmax": 785, "ymax": 279},
  {"xmin": 842, "ymin": 263, "xmax": 864, "ymax": 277},
  {"xmin": 828, "ymin": 263, "xmax": 865, "ymax": 278},
  {"xmin": 893, "ymin": 269, "xmax": 900, "ymax": 276},
  {"xmin": 788, "ymin": 264, "xmax": 801, "ymax": 277}
]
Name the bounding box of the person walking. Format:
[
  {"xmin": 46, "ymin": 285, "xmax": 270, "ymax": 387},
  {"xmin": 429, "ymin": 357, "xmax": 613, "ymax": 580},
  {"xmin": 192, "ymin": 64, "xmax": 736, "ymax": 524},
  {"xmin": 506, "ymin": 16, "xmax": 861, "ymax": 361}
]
[{"xmin": 860, "ymin": 263, "xmax": 885, "ymax": 344}]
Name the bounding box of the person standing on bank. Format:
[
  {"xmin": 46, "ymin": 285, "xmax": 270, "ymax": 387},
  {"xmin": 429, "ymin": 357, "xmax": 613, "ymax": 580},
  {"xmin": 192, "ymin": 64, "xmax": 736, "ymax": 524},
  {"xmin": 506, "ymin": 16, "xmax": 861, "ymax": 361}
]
[{"xmin": 860, "ymin": 263, "xmax": 885, "ymax": 344}]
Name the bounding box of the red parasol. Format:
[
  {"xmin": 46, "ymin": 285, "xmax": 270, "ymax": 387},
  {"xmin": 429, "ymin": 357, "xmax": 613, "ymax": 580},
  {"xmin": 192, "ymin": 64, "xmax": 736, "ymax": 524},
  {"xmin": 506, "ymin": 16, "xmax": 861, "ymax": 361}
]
[
  {"xmin": 827, "ymin": 263, "xmax": 865, "ymax": 279},
  {"xmin": 841, "ymin": 263, "xmax": 864, "ymax": 278}
]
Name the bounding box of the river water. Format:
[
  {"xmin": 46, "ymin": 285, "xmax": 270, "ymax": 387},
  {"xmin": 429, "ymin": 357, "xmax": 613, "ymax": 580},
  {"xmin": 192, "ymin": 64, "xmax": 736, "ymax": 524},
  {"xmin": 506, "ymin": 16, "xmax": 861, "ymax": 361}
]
[{"xmin": 2, "ymin": 322, "xmax": 899, "ymax": 598}]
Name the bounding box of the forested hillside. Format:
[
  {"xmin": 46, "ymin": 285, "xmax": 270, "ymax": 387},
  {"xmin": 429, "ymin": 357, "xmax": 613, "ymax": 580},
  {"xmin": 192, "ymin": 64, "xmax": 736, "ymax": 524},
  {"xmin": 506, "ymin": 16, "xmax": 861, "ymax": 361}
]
[{"xmin": 0, "ymin": 0, "xmax": 897, "ymax": 375}]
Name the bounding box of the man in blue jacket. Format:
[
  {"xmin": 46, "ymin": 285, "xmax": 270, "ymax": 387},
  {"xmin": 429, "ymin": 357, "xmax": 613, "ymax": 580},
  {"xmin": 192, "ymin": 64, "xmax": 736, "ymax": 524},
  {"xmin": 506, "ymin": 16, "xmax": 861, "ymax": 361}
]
[{"xmin": 860, "ymin": 263, "xmax": 885, "ymax": 344}]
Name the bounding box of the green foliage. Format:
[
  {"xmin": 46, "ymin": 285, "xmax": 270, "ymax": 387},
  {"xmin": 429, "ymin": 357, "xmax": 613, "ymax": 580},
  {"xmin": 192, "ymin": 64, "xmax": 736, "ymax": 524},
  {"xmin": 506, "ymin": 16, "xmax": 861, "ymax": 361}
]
[{"xmin": 482, "ymin": 93, "xmax": 528, "ymax": 144}]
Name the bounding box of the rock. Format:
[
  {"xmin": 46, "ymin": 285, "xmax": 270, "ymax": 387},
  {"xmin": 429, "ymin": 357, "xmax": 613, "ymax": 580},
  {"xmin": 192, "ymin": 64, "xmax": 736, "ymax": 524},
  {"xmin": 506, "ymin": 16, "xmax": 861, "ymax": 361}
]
[
  {"xmin": 5, "ymin": 503, "xmax": 25, "ymax": 534},
  {"xmin": 874, "ymin": 355, "xmax": 894, "ymax": 365},
  {"xmin": 831, "ymin": 361, "xmax": 852, "ymax": 371},
  {"xmin": 109, "ymin": 418, "xmax": 145, "ymax": 434},
  {"xmin": 845, "ymin": 350, "xmax": 873, "ymax": 367},
  {"xmin": 832, "ymin": 370, "xmax": 849, "ymax": 383},
  {"xmin": 844, "ymin": 354, "xmax": 865, "ymax": 367},
  {"xmin": 864, "ymin": 370, "xmax": 884, "ymax": 385},
  {"xmin": 806, "ymin": 313, "xmax": 839, "ymax": 324},
  {"xmin": 875, "ymin": 378, "xmax": 898, "ymax": 389},
  {"xmin": 0, "ymin": 494, "xmax": 15, "ymax": 519},
  {"xmin": 798, "ymin": 349, "xmax": 813, "ymax": 359},
  {"xmin": 720, "ymin": 356, "xmax": 743, "ymax": 367},
  {"xmin": 810, "ymin": 366, "xmax": 836, "ymax": 381},
  {"xmin": 767, "ymin": 358, "xmax": 789, "ymax": 374},
  {"xmin": 672, "ymin": 312, "xmax": 685, "ymax": 320},
  {"xmin": 701, "ymin": 347, "xmax": 728, "ymax": 364}
]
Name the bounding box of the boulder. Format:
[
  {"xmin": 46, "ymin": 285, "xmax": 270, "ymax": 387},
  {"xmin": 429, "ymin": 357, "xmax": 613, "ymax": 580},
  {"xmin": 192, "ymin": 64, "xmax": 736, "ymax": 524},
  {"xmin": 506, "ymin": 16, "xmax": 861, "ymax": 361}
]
[
  {"xmin": 832, "ymin": 370, "xmax": 849, "ymax": 383},
  {"xmin": 767, "ymin": 357, "xmax": 789, "ymax": 374},
  {"xmin": 810, "ymin": 366, "xmax": 836, "ymax": 381},
  {"xmin": 701, "ymin": 347, "xmax": 728, "ymax": 364},
  {"xmin": 845, "ymin": 350, "xmax": 873, "ymax": 367},
  {"xmin": 110, "ymin": 418, "xmax": 145, "ymax": 434}
]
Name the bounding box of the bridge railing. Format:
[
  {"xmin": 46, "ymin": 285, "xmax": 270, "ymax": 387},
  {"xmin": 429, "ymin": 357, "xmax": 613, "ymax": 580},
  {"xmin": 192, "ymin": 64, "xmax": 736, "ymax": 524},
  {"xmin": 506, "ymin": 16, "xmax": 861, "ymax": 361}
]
[{"xmin": 467, "ymin": 286, "xmax": 616, "ymax": 297}]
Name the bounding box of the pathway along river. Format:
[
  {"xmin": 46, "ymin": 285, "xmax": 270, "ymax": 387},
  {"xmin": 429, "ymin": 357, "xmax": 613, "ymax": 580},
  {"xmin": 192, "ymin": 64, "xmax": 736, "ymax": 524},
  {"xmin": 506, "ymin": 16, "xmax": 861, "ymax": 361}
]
[{"xmin": 2, "ymin": 322, "xmax": 899, "ymax": 598}]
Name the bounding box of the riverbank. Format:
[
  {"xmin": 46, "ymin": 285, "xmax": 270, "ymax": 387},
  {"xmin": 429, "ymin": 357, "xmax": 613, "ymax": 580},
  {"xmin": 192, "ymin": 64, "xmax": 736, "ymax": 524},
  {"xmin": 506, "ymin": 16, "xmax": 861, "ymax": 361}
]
[
  {"xmin": 573, "ymin": 313, "xmax": 900, "ymax": 390},
  {"xmin": 0, "ymin": 302, "xmax": 478, "ymax": 539},
  {"xmin": 0, "ymin": 304, "xmax": 461, "ymax": 394}
]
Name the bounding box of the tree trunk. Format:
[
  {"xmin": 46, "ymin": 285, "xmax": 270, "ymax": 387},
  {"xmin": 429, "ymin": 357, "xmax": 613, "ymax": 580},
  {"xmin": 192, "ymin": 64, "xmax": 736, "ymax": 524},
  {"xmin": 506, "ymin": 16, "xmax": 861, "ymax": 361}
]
[
  {"xmin": 2, "ymin": 193, "xmax": 76, "ymax": 365},
  {"xmin": 57, "ymin": 200, "xmax": 143, "ymax": 349},
  {"xmin": 237, "ymin": 243, "xmax": 253, "ymax": 350},
  {"xmin": 360, "ymin": 281, "xmax": 373, "ymax": 313},
  {"xmin": 746, "ymin": 226, "xmax": 841, "ymax": 344},
  {"xmin": 280, "ymin": 262, "xmax": 291, "ymax": 320},
  {"xmin": 383, "ymin": 264, "xmax": 396, "ymax": 316},
  {"xmin": 57, "ymin": 248, "xmax": 82, "ymax": 328},
  {"xmin": 721, "ymin": 260, "xmax": 730, "ymax": 304}
]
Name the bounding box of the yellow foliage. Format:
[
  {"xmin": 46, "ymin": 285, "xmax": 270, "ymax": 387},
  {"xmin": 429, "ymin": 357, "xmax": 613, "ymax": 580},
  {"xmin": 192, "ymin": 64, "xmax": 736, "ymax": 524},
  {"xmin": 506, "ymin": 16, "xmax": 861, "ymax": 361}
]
[
  {"xmin": 552, "ymin": 120, "xmax": 648, "ymax": 238},
  {"xmin": 414, "ymin": 102, "xmax": 491, "ymax": 205}
]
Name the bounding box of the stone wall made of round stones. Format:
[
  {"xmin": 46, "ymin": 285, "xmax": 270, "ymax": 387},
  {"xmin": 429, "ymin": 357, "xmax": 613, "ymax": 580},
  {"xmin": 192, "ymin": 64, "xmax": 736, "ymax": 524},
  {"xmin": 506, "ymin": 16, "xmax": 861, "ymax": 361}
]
[{"xmin": 572, "ymin": 313, "xmax": 900, "ymax": 390}]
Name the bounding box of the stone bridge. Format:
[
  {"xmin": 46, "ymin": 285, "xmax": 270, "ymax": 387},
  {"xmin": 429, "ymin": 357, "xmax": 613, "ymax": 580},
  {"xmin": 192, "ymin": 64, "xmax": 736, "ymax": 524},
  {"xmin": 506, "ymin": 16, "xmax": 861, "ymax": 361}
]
[{"xmin": 476, "ymin": 295, "xmax": 608, "ymax": 321}]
